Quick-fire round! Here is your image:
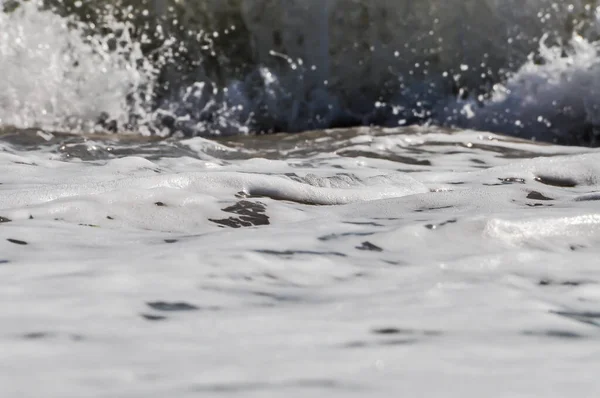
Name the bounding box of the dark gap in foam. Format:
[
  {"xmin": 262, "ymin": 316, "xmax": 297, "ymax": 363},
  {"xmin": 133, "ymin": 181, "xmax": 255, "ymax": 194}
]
[
  {"xmin": 319, "ymin": 232, "xmax": 376, "ymax": 241},
  {"xmin": 535, "ymin": 175, "xmax": 578, "ymax": 188},
  {"xmin": 527, "ymin": 191, "xmax": 554, "ymax": 201},
  {"xmin": 499, "ymin": 177, "xmax": 526, "ymax": 184},
  {"xmin": 550, "ymin": 310, "xmax": 600, "ymax": 327},
  {"xmin": 575, "ymin": 193, "xmax": 600, "ymax": 202},
  {"xmin": 141, "ymin": 313, "xmax": 168, "ymax": 321},
  {"xmin": 539, "ymin": 279, "xmax": 590, "ymax": 287},
  {"xmin": 372, "ymin": 327, "xmax": 442, "ymax": 336},
  {"xmin": 414, "ymin": 205, "xmax": 454, "ymax": 213},
  {"xmin": 7, "ymin": 238, "xmax": 27, "ymax": 245},
  {"xmin": 256, "ymin": 249, "xmax": 347, "ymax": 258},
  {"xmin": 21, "ymin": 332, "xmax": 84, "ymax": 341},
  {"xmin": 378, "ymin": 338, "xmax": 420, "ymax": 346},
  {"xmin": 522, "ymin": 330, "xmax": 585, "ymax": 339},
  {"xmin": 425, "ymin": 219, "xmax": 457, "ymax": 230},
  {"xmin": 210, "ymin": 200, "xmax": 270, "ymax": 228},
  {"xmin": 252, "ymin": 291, "xmax": 303, "ymax": 303},
  {"xmin": 356, "ymin": 241, "xmax": 384, "ymax": 252},
  {"xmin": 146, "ymin": 301, "xmax": 200, "ymax": 312}
]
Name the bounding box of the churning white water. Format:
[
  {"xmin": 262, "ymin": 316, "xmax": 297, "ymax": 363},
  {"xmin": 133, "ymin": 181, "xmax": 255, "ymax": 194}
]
[
  {"xmin": 1, "ymin": 2, "xmax": 600, "ymax": 397},
  {"xmin": 446, "ymin": 35, "xmax": 600, "ymax": 144},
  {"xmin": 0, "ymin": 1, "xmax": 155, "ymax": 133},
  {"xmin": 1, "ymin": 127, "xmax": 600, "ymax": 397},
  {"xmin": 2, "ymin": 0, "xmax": 600, "ymax": 140}
]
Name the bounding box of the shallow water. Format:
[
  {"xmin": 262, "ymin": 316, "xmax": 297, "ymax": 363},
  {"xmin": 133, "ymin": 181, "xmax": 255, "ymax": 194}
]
[
  {"xmin": 2, "ymin": 2, "xmax": 600, "ymax": 396},
  {"xmin": 1, "ymin": 126, "xmax": 600, "ymax": 396}
]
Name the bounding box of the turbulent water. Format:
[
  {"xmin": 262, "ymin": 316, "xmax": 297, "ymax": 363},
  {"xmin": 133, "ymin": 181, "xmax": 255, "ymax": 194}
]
[
  {"xmin": 2, "ymin": 128, "xmax": 600, "ymax": 397},
  {"xmin": 2, "ymin": 0, "xmax": 600, "ymax": 143},
  {"xmin": 2, "ymin": 2, "xmax": 600, "ymax": 397}
]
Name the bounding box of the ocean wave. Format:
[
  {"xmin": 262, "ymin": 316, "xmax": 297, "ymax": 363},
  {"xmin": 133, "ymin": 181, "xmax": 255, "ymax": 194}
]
[{"xmin": 2, "ymin": 0, "xmax": 600, "ymax": 145}]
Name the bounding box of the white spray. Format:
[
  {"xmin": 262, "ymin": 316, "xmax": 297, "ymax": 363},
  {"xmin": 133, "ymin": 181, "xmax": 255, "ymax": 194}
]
[{"xmin": 0, "ymin": 0, "xmax": 156, "ymax": 133}]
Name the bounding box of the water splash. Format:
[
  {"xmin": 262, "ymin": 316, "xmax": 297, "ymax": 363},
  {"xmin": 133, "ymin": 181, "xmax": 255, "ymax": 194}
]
[
  {"xmin": 0, "ymin": 0, "xmax": 156, "ymax": 134},
  {"xmin": 447, "ymin": 35, "xmax": 600, "ymax": 145},
  {"xmin": 2, "ymin": 0, "xmax": 600, "ymax": 145}
]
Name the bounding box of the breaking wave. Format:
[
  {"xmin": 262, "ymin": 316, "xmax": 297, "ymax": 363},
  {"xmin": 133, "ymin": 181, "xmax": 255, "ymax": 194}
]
[{"xmin": 2, "ymin": 0, "xmax": 600, "ymax": 145}]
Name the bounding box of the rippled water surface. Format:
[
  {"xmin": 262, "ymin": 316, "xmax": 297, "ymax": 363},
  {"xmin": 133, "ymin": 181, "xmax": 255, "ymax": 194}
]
[
  {"xmin": 2, "ymin": 1, "xmax": 600, "ymax": 396},
  {"xmin": 1, "ymin": 126, "xmax": 600, "ymax": 397}
]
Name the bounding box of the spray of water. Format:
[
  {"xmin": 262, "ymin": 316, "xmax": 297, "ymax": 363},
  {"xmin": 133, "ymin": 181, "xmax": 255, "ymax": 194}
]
[
  {"xmin": 446, "ymin": 35, "xmax": 600, "ymax": 145},
  {"xmin": 2, "ymin": 0, "xmax": 600, "ymax": 145},
  {"xmin": 0, "ymin": 0, "xmax": 157, "ymax": 134}
]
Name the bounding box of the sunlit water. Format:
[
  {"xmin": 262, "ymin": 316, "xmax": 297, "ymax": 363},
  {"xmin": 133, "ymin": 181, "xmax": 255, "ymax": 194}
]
[{"xmin": 1, "ymin": 2, "xmax": 600, "ymax": 397}]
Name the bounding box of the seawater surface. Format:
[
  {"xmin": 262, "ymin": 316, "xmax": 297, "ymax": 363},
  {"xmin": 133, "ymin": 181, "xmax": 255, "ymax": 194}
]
[
  {"xmin": 4, "ymin": 0, "xmax": 600, "ymax": 143},
  {"xmin": 1, "ymin": 127, "xmax": 600, "ymax": 397},
  {"xmin": 2, "ymin": 1, "xmax": 600, "ymax": 397}
]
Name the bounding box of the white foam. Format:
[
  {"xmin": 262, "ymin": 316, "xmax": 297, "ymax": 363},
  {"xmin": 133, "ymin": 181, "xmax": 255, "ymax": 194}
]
[
  {"xmin": 3, "ymin": 3, "xmax": 600, "ymax": 395},
  {"xmin": 449, "ymin": 35, "xmax": 600, "ymax": 143},
  {"xmin": 0, "ymin": 1, "xmax": 156, "ymax": 132},
  {"xmin": 2, "ymin": 129, "xmax": 600, "ymax": 396}
]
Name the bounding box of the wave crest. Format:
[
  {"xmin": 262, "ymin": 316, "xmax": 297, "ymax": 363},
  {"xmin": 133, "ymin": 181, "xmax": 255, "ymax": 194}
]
[{"xmin": 2, "ymin": 0, "xmax": 600, "ymax": 145}]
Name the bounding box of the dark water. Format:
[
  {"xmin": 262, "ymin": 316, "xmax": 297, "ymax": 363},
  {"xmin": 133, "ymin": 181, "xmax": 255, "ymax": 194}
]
[{"xmin": 4, "ymin": 0, "xmax": 600, "ymax": 145}]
